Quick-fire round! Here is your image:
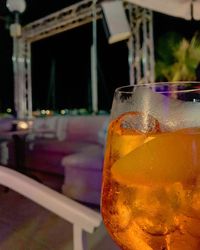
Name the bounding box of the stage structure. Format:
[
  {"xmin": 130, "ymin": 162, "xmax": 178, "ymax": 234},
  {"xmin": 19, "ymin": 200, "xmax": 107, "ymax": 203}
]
[
  {"xmin": 13, "ymin": 0, "xmax": 154, "ymax": 119},
  {"xmin": 128, "ymin": 5, "xmax": 154, "ymax": 85}
]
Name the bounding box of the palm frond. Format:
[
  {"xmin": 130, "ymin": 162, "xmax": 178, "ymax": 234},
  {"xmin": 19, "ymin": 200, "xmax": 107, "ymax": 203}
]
[{"xmin": 155, "ymin": 32, "xmax": 200, "ymax": 81}]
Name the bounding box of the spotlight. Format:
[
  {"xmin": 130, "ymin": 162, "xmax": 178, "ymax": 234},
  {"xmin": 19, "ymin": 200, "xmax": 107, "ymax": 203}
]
[
  {"xmin": 101, "ymin": 0, "xmax": 131, "ymax": 44},
  {"xmin": 6, "ymin": 0, "xmax": 26, "ymax": 13},
  {"xmin": 6, "ymin": 0, "xmax": 26, "ymax": 37}
]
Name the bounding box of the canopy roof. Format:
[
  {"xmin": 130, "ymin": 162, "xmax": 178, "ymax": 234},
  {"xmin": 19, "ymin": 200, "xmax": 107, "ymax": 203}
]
[{"xmin": 126, "ymin": 0, "xmax": 200, "ymax": 20}]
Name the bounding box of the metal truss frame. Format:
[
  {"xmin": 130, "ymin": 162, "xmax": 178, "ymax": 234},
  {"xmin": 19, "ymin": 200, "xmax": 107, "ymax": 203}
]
[
  {"xmin": 23, "ymin": 0, "xmax": 102, "ymax": 43},
  {"xmin": 127, "ymin": 4, "xmax": 155, "ymax": 85},
  {"xmin": 13, "ymin": 0, "xmax": 155, "ymax": 119}
]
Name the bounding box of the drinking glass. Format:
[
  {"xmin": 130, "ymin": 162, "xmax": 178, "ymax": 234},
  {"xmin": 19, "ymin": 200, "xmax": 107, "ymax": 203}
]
[{"xmin": 101, "ymin": 82, "xmax": 200, "ymax": 250}]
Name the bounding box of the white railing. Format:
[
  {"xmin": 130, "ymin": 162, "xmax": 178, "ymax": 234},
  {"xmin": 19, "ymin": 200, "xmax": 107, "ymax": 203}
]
[{"xmin": 0, "ymin": 166, "xmax": 102, "ymax": 250}]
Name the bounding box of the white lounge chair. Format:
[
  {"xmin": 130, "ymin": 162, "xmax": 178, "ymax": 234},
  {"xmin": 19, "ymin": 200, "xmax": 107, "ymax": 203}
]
[{"xmin": 0, "ymin": 166, "xmax": 102, "ymax": 250}]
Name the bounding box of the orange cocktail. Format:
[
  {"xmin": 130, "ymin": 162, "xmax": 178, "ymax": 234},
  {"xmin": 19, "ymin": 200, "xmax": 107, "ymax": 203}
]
[{"xmin": 101, "ymin": 83, "xmax": 200, "ymax": 250}]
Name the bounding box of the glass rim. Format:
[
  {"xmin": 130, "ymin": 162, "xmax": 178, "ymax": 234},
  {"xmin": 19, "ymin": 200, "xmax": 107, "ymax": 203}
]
[{"xmin": 115, "ymin": 81, "xmax": 200, "ymax": 94}]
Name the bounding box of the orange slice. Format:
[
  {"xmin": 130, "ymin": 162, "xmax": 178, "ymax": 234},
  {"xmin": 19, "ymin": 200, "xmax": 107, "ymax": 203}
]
[{"xmin": 111, "ymin": 132, "xmax": 200, "ymax": 186}]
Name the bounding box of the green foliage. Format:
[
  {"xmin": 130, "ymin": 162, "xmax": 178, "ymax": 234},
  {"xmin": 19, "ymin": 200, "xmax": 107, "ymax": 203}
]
[{"xmin": 155, "ymin": 32, "xmax": 200, "ymax": 81}]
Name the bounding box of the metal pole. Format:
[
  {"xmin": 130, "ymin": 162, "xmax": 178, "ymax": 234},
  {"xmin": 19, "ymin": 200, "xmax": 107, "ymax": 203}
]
[
  {"xmin": 26, "ymin": 41, "xmax": 33, "ymax": 119},
  {"xmin": 91, "ymin": 0, "xmax": 98, "ymax": 113},
  {"xmin": 10, "ymin": 12, "xmax": 27, "ymax": 120},
  {"xmin": 128, "ymin": 5, "xmax": 134, "ymax": 86},
  {"xmin": 149, "ymin": 10, "xmax": 155, "ymax": 83},
  {"xmin": 128, "ymin": 37, "xmax": 134, "ymax": 85},
  {"xmin": 13, "ymin": 36, "xmax": 24, "ymax": 119},
  {"xmin": 13, "ymin": 36, "xmax": 19, "ymax": 118},
  {"xmin": 142, "ymin": 9, "xmax": 148, "ymax": 84}
]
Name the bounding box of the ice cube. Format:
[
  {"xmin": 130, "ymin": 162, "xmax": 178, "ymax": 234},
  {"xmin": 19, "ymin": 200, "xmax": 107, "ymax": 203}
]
[
  {"xmin": 109, "ymin": 111, "xmax": 160, "ymax": 165},
  {"xmin": 102, "ymin": 183, "xmax": 133, "ymax": 232},
  {"xmin": 119, "ymin": 112, "xmax": 160, "ymax": 134},
  {"xmin": 119, "ymin": 220, "xmax": 167, "ymax": 250},
  {"xmin": 188, "ymin": 186, "xmax": 200, "ymax": 219},
  {"xmin": 132, "ymin": 186, "xmax": 177, "ymax": 235},
  {"xmin": 114, "ymin": 187, "xmax": 133, "ymax": 230},
  {"xmin": 113, "ymin": 221, "xmax": 152, "ymax": 250},
  {"xmin": 166, "ymin": 229, "xmax": 200, "ymax": 250},
  {"xmin": 180, "ymin": 215, "xmax": 200, "ymax": 238},
  {"xmin": 114, "ymin": 86, "xmax": 200, "ymax": 131},
  {"xmin": 167, "ymin": 182, "xmax": 186, "ymax": 211}
]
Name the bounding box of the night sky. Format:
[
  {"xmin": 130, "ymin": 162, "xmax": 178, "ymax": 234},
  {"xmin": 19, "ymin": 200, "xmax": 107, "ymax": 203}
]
[
  {"xmin": 0, "ymin": 1, "xmax": 200, "ymax": 113},
  {"xmin": 31, "ymin": 21, "xmax": 129, "ymax": 112}
]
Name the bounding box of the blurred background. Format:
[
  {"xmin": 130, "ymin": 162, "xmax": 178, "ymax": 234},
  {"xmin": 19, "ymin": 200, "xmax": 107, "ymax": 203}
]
[{"xmin": 0, "ymin": 0, "xmax": 200, "ymax": 114}]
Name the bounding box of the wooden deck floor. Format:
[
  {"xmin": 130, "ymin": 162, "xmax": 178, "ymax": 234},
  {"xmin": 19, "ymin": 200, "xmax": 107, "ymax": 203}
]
[{"xmin": 0, "ymin": 171, "xmax": 119, "ymax": 250}]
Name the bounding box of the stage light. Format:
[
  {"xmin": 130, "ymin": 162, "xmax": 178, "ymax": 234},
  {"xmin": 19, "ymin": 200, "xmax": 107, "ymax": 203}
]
[
  {"xmin": 17, "ymin": 120, "xmax": 29, "ymax": 130},
  {"xmin": 45, "ymin": 110, "xmax": 50, "ymax": 115},
  {"xmin": 6, "ymin": 0, "xmax": 26, "ymax": 37},
  {"xmin": 101, "ymin": 0, "xmax": 131, "ymax": 44},
  {"xmin": 60, "ymin": 110, "xmax": 66, "ymax": 115},
  {"xmin": 6, "ymin": 0, "xmax": 26, "ymax": 13},
  {"xmin": 6, "ymin": 108, "xmax": 12, "ymax": 113},
  {"xmin": 41, "ymin": 110, "xmax": 46, "ymax": 115}
]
